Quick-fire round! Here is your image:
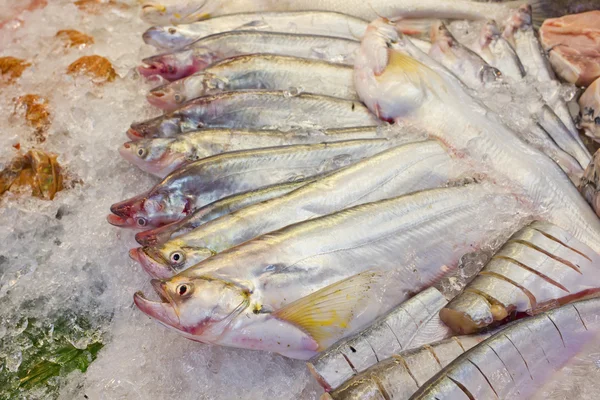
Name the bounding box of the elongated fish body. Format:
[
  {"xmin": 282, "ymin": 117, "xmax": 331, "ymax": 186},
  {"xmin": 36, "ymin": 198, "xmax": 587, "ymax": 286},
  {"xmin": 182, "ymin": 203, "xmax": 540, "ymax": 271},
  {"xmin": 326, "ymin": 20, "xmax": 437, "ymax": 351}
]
[
  {"xmin": 308, "ymin": 287, "xmax": 453, "ymax": 392},
  {"xmin": 354, "ymin": 19, "xmax": 600, "ymax": 252},
  {"xmin": 324, "ymin": 333, "xmax": 491, "ymax": 400},
  {"xmin": 440, "ymin": 221, "xmax": 600, "ymax": 334},
  {"xmin": 428, "ymin": 22, "xmax": 585, "ymax": 179},
  {"xmin": 413, "ymin": 298, "xmax": 600, "ymax": 399},
  {"xmin": 136, "ymin": 184, "xmax": 520, "ymax": 357},
  {"xmin": 139, "ymin": 31, "xmax": 359, "ymax": 81},
  {"xmin": 129, "ymin": 91, "xmax": 380, "ymax": 140},
  {"xmin": 471, "ymin": 20, "xmax": 525, "ymax": 80},
  {"xmin": 121, "ymin": 126, "xmax": 381, "ymax": 177},
  {"xmin": 141, "ymin": 0, "xmax": 521, "ymax": 27},
  {"xmin": 134, "ymin": 178, "xmax": 317, "ymax": 246},
  {"xmin": 503, "ymin": 6, "xmax": 587, "ymax": 156},
  {"xmin": 143, "ymin": 11, "xmax": 369, "ymax": 50},
  {"xmin": 108, "ymin": 139, "xmax": 395, "ymax": 229},
  {"xmin": 148, "ymin": 55, "xmax": 358, "ymax": 111},
  {"xmin": 132, "ymin": 140, "xmax": 466, "ymax": 277}
]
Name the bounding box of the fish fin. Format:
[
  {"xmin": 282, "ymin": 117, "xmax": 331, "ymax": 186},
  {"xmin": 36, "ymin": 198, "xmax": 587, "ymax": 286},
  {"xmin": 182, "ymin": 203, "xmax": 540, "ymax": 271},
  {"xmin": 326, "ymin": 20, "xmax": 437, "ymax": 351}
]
[
  {"xmin": 273, "ymin": 271, "xmax": 383, "ymax": 351},
  {"xmin": 505, "ymin": 0, "xmax": 556, "ymax": 27}
]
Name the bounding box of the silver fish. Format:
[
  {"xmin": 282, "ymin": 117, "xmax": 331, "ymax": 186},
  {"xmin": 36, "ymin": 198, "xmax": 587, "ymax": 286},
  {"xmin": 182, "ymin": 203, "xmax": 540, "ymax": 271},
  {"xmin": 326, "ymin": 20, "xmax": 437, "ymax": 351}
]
[
  {"xmin": 308, "ymin": 287, "xmax": 453, "ymax": 392},
  {"xmin": 108, "ymin": 139, "xmax": 396, "ymax": 229},
  {"xmin": 142, "ymin": 11, "xmax": 368, "ymax": 50},
  {"xmin": 138, "ymin": 31, "xmax": 359, "ymax": 81},
  {"xmin": 121, "ymin": 126, "xmax": 381, "ymax": 178},
  {"xmin": 128, "ymin": 91, "xmax": 380, "ymax": 140},
  {"xmin": 134, "ymin": 183, "xmax": 520, "ymax": 358},
  {"xmin": 147, "ymin": 54, "xmax": 359, "ymax": 111},
  {"xmin": 323, "ymin": 333, "xmax": 491, "ymax": 400},
  {"xmin": 134, "ymin": 178, "xmax": 318, "ymax": 246},
  {"xmin": 412, "ymin": 297, "xmax": 600, "ymax": 399},
  {"xmin": 471, "ymin": 20, "xmax": 525, "ymax": 80},
  {"xmin": 131, "ymin": 140, "xmax": 464, "ymax": 278},
  {"xmin": 440, "ymin": 221, "xmax": 600, "ymax": 334}
]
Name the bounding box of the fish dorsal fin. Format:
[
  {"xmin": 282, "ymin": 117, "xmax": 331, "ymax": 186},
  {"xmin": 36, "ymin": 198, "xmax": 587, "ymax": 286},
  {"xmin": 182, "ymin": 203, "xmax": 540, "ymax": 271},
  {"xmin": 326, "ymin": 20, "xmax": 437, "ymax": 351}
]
[{"xmin": 273, "ymin": 271, "xmax": 383, "ymax": 351}]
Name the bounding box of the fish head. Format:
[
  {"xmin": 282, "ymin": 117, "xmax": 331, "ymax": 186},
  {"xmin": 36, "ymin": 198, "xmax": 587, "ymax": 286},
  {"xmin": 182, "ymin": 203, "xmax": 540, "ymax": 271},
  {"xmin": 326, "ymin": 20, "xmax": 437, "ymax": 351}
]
[
  {"xmin": 128, "ymin": 114, "xmax": 183, "ymax": 140},
  {"xmin": 134, "ymin": 275, "xmax": 250, "ymax": 339},
  {"xmin": 429, "ymin": 20, "xmax": 454, "ymax": 48},
  {"xmin": 119, "ymin": 139, "xmax": 189, "ymax": 177},
  {"xmin": 108, "ymin": 190, "xmax": 188, "ymax": 229},
  {"xmin": 148, "ymin": 72, "xmax": 226, "ymax": 111},
  {"xmin": 578, "ymin": 78, "xmax": 600, "ymax": 141},
  {"xmin": 139, "ymin": 50, "xmax": 202, "ymax": 82},
  {"xmin": 133, "ymin": 240, "xmax": 213, "ymax": 278},
  {"xmin": 141, "ymin": 1, "xmax": 212, "ymax": 26},
  {"xmin": 147, "ymin": 80, "xmax": 188, "ymax": 110},
  {"xmin": 142, "ymin": 26, "xmax": 195, "ymax": 50},
  {"xmin": 479, "ymin": 20, "xmax": 500, "ymax": 49}
]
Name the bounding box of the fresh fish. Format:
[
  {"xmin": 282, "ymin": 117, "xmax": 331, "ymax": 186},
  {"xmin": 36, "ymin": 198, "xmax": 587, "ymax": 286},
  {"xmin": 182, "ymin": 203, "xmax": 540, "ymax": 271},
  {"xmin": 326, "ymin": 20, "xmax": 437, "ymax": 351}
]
[
  {"xmin": 412, "ymin": 298, "xmax": 600, "ymax": 399},
  {"xmin": 134, "ymin": 178, "xmax": 317, "ymax": 247},
  {"xmin": 353, "ymin": 18, "xmax": 600, "ymax": 252},
  {"xmin": 107, "ymin": 139, "xmax": 395, "ymax": 229},
  {"xmin": 142, "ymin": 11, "xmax": 368, "ymax": 50},
  {"xmin": 323, "ymin": 333, "xmax": 491, "ymax": 400},
  {"xmin": 440, "ymin": 221, "xmax": 600, "ymax": 334},
  {"xmin": 140, "ymin": 0, "xmax": 555, "ymax": 28},
  {"xmin": 134, "ymin": 183, "xmax": 520, "ymax": 358},
  {"xmin": 577, "ymin": 77, "xmax": 600, "ymax": 141},
  {"xmin": 147, "ymin": 54, "xmax": 358, "ymax": 111},
  {"xmin": 131, "ymin": 140, "xmax": 463, "ymax": 278},
  {"xmin": 128, "ymin": 91, "xmax": 380, "ymax": 140},
  {"xmin": 471, "ymin": 20, "xmax": 525, "ymax": 80},
  {"xmin": 503, "ymin": 5, "xmax": 589, "ymax": 159},
  {"xmin": 580, "ymin": 148, "xmax": 600, "ymax": 216},
  {"xmin": 138, "ymin": 31, "xmax": 359, "ymax": 81},
  {"xmin": 308, "ymin": 287, "xmax": 453, "ymax": 392},
  {"xmin": 428, "ymin": 21, "xmax": 585, "ymax": 180},
  {"xmin": 121, "ymin": 126, "xmax": 381, "ymax": 177}
]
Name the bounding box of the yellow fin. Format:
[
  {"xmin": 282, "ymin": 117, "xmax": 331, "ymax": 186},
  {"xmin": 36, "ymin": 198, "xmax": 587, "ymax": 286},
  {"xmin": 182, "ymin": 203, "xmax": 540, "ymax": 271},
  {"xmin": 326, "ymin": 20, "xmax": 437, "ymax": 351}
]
[{"xmin": 273, "ymin": 271, "xmax": 383, "ymax": 350}]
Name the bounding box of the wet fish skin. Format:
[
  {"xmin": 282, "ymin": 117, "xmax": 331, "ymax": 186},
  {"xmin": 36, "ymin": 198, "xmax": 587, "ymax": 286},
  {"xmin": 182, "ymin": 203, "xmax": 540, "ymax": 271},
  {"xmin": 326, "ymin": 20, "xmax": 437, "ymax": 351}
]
[
  {"xmin": 142, "ymin": 11, "xmax": 368, "ymax": 50},
  {"xmin": 134, "ymin": 183, "xmax": 521, "ymax": 358},
  {"xmin": 440, "ymin": 221, "xmax": 600, "ymax": 334},
  {"xmin": 308, "ymin": 287, "xmax": 453, "ymax": 392},
  {"xmin": 129, "ymin": 91, "xmax": 380, "ymax": 140},
  {"xmin": 134, "ymin": 178, "xmax": 317, "ymax": 246},
  {"xmin": 121, "ymin": 126, "xmax": 381, "ymax": 177},
  {"xmin": 412, "ymin": 298, "xmax": 600, "ymax": 399},
  {"xmin": 471, "ymin": 19, "xmax": 525, "ymax": 80},
  {"xmin": 138, "ymin": 31, "xmax": 359, "ymax": 81},
  {"xmin": 577, "ymin": 77, "xmax": 600, "ymax": 142},
  {"xmin": 132, "ymin": 140, "xmax": 462, "ymax": 278},
  {"xmin": 354, "ymin": 18, "xmax": 600, "ymax": 252},
  {"xmin": 147, "ymin": 54, "xmax": 358, "ymax": 111},
  {"xmin": 108, "ymin": 139, "xmax": 396, "ymax": 229}
]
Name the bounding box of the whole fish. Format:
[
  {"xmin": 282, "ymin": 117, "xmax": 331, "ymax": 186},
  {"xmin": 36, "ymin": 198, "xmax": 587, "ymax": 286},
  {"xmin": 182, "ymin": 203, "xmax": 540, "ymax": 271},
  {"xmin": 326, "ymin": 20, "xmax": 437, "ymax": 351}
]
[
  {"xmin": 134, "ymin": 183, "xmax": 520, "ymax": 359},
  {"xmin": 354, "ymin": 18, "xmax": 600, "ymax": 252},
  {"xmin": 107, "ymin": 139, "xmax": 395, "ymax": 229},
  {"xmin": 428, "ymin": 21, "xmax": 585, "ymax": 180},
  {"xmin": 323, "ymin": 333, "xmax": 491, "ymax": 400},
  {"xmin": 503, "ymin": 5, "xmax": 588, "ymax": 156},
  {"xmin": 140, "ymin": 0, "xmax": 554, "ymax": 28},
  {"xmin": 139, "ymin": 31, "xmax": 359, "ymax": 81},
  {"xmin": 412, "ymin": 298, "xmax": 600, "ymax": 399},
  {"xmin": 128, "ymin": 91, "xmax": 380, "ymax": 140},
  {"xmin": 471, "ymin": 20, "xmax": 525, "ymax": 80},
  {"xmin": 147, "ymin": 54, "xmax": 358, "ymax": 111},
  {"xmin": 134, "ymin": 178, "xmax": 318, "ymax": 246},
  {"xmin": 579, "ymin": 148, "xmax": 600, "ymax": 217},
  {"xmin": 121, "ymin": 126, "xmax": 381, "ymax": 177},
  {"xmin": 131, "ymin": 140, "xmax": 463, "ymax": 278},
  {"xmin": 308, "ymin": 287, "xmax": 453, "ymax": 392},
  {"xmin": 142, "ymin": 11, "xmax": 368, "ymax": 50},
  {"xmin": 440, "ymin": 221, "xmax": 600, "ymax": 334},
  {"xmin": 577, "ymin": 77, "xmax": 600, "ymax": 142}
]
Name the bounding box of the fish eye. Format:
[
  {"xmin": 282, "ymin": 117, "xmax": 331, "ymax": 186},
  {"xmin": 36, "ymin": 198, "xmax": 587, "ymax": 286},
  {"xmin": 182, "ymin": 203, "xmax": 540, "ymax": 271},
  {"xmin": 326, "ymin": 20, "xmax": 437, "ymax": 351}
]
[
  {"xmin": 170, "ymin": 251, "xmax": 185, "ymax": 265},
  {"xmin": 137, "ymin": 217, "xmax": 147, "ymax": 227},
  {"xmin": 137, "ymin": 147, "xmax": 148, "ymax": 158},
  {"xmin": 167, "ymin": 65, "xmax": 175, "ymax": 73},
  {"xmin": 168, "ymin": 28, "xmax": 177, "ymax": 34},
  {"xmin": 174, "ymin": 94, "xmax": 183, "ymax": 103},
  {"xmin": 176, "ymin": 283, "xmax": 192, "ymax": 297}
]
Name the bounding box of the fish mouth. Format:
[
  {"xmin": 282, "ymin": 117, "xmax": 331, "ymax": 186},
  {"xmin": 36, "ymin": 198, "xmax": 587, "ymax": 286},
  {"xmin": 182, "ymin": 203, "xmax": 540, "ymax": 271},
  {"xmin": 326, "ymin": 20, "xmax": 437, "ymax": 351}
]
[
  {"xmin": 138, "ymin": 62, "xmax": 163, "ymax": 78},
  {"xmin": 127, "ymin": 128, "xmax": 143, "ymax": 141},
  {"xmin": 134, "ymin": 284, "xmax": 181, "ymax": 329},
  {"xmin": 131, "ymin": 246, "xmax": 176, "ymax": 279},
  {"xmin": 107, "ymin": 213, "xmax": 135, "ymax": 227}
]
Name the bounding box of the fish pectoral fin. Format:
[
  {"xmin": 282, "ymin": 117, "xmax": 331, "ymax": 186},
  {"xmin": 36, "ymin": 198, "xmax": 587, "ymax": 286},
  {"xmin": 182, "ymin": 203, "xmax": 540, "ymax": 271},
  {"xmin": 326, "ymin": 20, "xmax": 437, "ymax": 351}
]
[{"xmin": 273, "ymin": 271, "xmax": 383, "ymax": 351}]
